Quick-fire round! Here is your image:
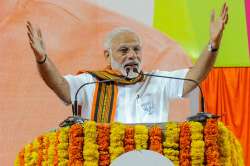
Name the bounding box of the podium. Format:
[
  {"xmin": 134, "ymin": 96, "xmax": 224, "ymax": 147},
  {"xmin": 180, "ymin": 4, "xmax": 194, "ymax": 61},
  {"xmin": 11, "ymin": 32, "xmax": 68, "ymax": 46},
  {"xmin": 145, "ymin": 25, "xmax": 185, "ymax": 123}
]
[{"xmin": 14, "ymin": 119, "xmax": 244, "ymax": 166}]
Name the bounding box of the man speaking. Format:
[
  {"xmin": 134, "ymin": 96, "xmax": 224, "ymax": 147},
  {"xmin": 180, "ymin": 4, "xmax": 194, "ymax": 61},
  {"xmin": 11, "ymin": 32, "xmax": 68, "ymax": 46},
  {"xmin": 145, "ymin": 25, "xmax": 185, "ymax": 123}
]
[{"xmin": 26, "ymin": 3, "xmax": 228, "ymax": 123}]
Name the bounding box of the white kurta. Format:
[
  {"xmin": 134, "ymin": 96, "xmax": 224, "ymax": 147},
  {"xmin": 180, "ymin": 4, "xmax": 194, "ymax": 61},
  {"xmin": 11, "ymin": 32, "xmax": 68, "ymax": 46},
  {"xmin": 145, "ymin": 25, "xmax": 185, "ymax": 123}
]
[{"xmin": 64, "ymin": 69, "xmax": 188, "ymax": 123}]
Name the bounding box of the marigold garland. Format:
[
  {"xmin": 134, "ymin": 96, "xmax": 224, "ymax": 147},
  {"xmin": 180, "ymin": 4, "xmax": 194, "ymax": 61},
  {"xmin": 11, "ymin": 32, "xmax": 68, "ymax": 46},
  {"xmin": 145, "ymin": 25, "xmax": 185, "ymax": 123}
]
[
  {"xmin": 47, "ymin": 132, "xmax": 56, "ymax": 165},
  {"xmin": 179, "ymin": 122, "xmax": 191, "ymax": 166},
  {"xmin": 149, "ymin": 126, "xmax": 163, "ymax": 154},
  {"xmin": 83, "ymin": 121, "xmax": 99, "ymax": 166},
  {"xmin": 24, "ymin": 143, "xmax": 31, "ymax": 164},
  {"xmin": 97, "ymin": 123, "xmax": 110, "ymax": 166},
  {"xmin": 163, "ymin": 122, "xmax": 180, "ymax": 166},
  {"xmin": 37, "ymin": 136, "xmax": 44, "ymax": 166},
  {"xmin": 58, "ymin": 127, "xmax": 70, "ymax": 165},
  {"xmin": 231, "ymin": 134, "xmax": 244, "ymax": 166},
  {"xmin": 21, "ymin": 148, "xmax": 25, "ymax": 166},
  {"xmin": 23, "ymin": 138, "xmax": 39, "ymax": 166},
  {"xmin": 124, "ymin": 126, "xmax": 135, "ymax": 152},
  {"xmin": 189, "ymin": 121, "xmax": 205, "ymax": 165},
  {"xmin": 218, "ymin": 121, "xmax": 244, "ymax": 166},
  {"xmin": 42, "ymin": 132, "xmax": 50, "ymax": 165},
  {"xmin": 109, "ymin": 122, "xmax": 125, "ymax": 161},
  {"xmin": 218, "ymin": 121, "xmax": 232, "ymax": 165},
  {"xmin": 28, "ymin": 139, "xmax": 39, "ymax": 165},
  {"xmin": 53, "ymin": 130, "xmax": 60, "ymax": 166},
  {"xmin": 15, "ymin": 120, "xmax": 245, "ymax": 166},
  {"xmin": 134, "ymin": 125, "xmax": 148, "ymax": 150},
  {"xmin": 14, "ymin": 148, "xmax": 25, "ymax": 166},
  {"xmin": 68, "ymin": 124, "xmax": 84, "ymax": 165},
  {"xmin": 204, "ymin": 119, "xmax": 220, "ymax": 166},
  {"xmin": 14, "ymin": 152, "xmax": 20, "ymax": 166}
]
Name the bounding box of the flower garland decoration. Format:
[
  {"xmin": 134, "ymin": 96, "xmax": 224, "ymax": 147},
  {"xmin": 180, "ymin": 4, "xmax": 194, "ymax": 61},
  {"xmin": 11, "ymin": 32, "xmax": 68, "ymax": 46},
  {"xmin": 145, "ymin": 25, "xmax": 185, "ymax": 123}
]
[
  {"xmin": 57, "ymin": 127, "xmax": 70, "ymax": 165},
  {"xmin": 32, "ymin": 138, "xmax": 39, "ymax": 164},
  {"xmin": 14, "ymin": 148, "xmax": 25, "ymax": 166},
  {"xmin": 231, "ymin": 133, "xmax": 244, "ymax": 166},
  {"xmin": 30, "ymin": 139, "xmax": 40, "ymax": 165},
  {"xmin": 68, "ymin": 123, "xmax": 84, "ymax": 165},
  {"xmin": 23, "ymin": 138, "xmax": 38, "ymax": 165},
  {"xmin": 179, "ymin": 122, "xmax": 191, "ymax": 166},
  {"xmin": 37, "ymin": 136, "xmax": 44, "ymax": 166},
  {"xmin": 124, "ymin": 126, "xmax": 135, "ymax": 152},
  {"xmin": 109, "ymin": 122, "xmax": 125, "ymax": 162},
  {"xmin": 15, "ymin": 120, "xmax": 246, "ymax": 165},
  {"xmin": 134, "ymin": 125, "xmax": 148, "ymax": 150},
  {"xmin": 218, "ymin": 121, "xmax": 245, "ymax": 166},
  {"xmin": 83, "ymin": 121, "xmax": 99, "ymax": 166},
  {"xmin": 218, "ymin": 121, "xmax": 232, "ymax": 165},
  {"xmin": 163, "ymin": 122, "xmax": 180, "ymax": 166},
  {"xmin": 24, "ymin": 143, "xmax": 31, "ymax": 165},
  {"xmin": 97, "ymin": 123, "xmax": 110, "ymax": 166},
  {"xmin": 14, "ymin": 155, "xmax": 20, "ymax": 166},
  {"xmin": 53, "ymin": 130, "xmax": 60, "ymax": 166},
  {"xmin": 189, "ymin": 121, "xmax": 205, "ymax": 165},
  {"xmin": 47, "ymin": 131, "xmax": 56, "ymax": 165},
  {"xmin": 42, "ymin": 132, "xmax": 50, "ymax": 165},
  {"xmin": 204, "ymin": 119, "xmax": 219, "ymax": 166},
  {"xmin": 14, "ymin": 155, "xmax": 20, "ymax": 165},
  {"xmin": 149, "ymin": 126, "xmax": 163, "ymax": 154}
]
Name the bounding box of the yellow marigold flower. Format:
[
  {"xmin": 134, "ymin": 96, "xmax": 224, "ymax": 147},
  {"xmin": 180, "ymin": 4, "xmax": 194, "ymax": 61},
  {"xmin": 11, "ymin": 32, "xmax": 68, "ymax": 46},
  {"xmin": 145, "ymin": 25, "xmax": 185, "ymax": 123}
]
[
  {"xmin": 191, "ymin": 133, "xmax": 203, "ymax": 140},
  {"xmin": 189, "ymin": 121, "xmax": 203, "ymax": 132},
  {"xmin": 110, "ymin": 122, "xmax": 125, "ymax": 162},
  {"xmin": 83, "ymin": 121, "xmax": 99, "ymax": 166},
  {"xmin": 58, "ymin": 160, "xmax": 68, "ymax": 166},
  {"xmin": 163, "ymin": 149, "xmax": 179, "ymax": 156},
  {"xmin": 134, "ymin": 125, "xmax": 148, "ymax": 150},
  {"xmin": 58, "ymin": 150, "xmax": 69, "ymax": 158},
  {"xmin": 163, "ymin": 122, "xmax": 180, "ymax": 164},
  {"xmin": 163, "ymin": 142, "xmax": 179, "ymax": 149},
  {"xmin": 84, "ymin": 161, "xmax": 99, "ymax": 166},
  {"xmin": 57, "ymin": 143, "xmax": 69, "ymax": 150},
  {"xmin": 14, "ymin": 155, "xmax": 20, "ymax": 166},
  {"xmin": 189, "ymin": 122, "xmax": 204, "ymax": 165},
  {"xmin": 166, "ymin": 155, "xmax": 179, "ymax": 161}
]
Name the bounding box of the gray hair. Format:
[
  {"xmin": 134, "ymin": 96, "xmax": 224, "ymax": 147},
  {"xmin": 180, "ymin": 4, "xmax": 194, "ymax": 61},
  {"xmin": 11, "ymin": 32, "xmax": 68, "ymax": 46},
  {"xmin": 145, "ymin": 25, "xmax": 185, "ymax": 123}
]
[{"xmin": 103, "ymin": 27, "xmax": 142, "ymax": 50}]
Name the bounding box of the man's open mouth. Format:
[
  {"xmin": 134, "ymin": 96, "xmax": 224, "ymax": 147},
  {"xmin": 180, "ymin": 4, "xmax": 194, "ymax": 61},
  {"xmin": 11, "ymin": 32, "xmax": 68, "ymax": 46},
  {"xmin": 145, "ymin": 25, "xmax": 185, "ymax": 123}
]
[{"xmin": 124, "ymin": 62, "xmax": 138, "ymax": 68}]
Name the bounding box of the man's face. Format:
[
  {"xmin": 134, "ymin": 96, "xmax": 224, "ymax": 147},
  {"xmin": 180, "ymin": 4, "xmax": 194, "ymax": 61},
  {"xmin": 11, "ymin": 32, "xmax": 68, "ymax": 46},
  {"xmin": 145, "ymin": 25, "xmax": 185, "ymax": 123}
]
[{"xmin": 106, "ymin": 32, "xmax": 142, "ymax": 78}]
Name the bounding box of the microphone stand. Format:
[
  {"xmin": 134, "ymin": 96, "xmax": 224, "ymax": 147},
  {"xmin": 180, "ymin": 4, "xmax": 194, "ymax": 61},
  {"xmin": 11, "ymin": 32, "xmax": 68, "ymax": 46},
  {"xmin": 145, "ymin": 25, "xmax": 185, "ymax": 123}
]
[
  {"xmin": 134, "ymin": 69, "xmax": 220, "ymax": 122},
  {"xmin": 59, "ymin": 77, "xmax": 123, "ymax": 127}
]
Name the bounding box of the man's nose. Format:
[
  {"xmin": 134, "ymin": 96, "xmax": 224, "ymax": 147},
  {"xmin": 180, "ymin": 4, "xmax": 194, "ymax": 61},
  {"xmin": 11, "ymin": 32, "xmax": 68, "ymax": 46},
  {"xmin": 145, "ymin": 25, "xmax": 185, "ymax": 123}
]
[{"xmin": 127, "ymin": 49, "xmax": 137, "ymax": 59}]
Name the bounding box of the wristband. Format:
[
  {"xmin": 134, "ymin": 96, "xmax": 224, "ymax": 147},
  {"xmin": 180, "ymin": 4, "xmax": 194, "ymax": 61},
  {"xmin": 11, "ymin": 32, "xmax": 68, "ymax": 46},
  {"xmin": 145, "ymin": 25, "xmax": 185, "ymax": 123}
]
[
  {"xmin": 37, "ymin": 54, "xmax": 47, "ymax": 64},
  {"xmin": 208, "ymin": 43, "xmax": 218, "ymax": 52}
]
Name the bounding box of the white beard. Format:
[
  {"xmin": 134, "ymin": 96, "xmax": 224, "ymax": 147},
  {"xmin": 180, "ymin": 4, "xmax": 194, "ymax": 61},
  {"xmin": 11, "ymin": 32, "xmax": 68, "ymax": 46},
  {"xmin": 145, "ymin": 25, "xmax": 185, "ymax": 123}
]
[{"xmin": 110, "ymin": 55, "xmax": 142, "ymax": 79}]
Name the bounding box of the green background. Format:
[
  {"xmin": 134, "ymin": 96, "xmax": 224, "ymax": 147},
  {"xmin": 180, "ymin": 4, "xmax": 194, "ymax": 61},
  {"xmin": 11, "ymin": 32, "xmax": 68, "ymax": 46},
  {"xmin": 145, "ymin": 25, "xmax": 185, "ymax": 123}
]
[{"xmin": 153, "ymin": 0, "xmax": 250, "ymax": 66}]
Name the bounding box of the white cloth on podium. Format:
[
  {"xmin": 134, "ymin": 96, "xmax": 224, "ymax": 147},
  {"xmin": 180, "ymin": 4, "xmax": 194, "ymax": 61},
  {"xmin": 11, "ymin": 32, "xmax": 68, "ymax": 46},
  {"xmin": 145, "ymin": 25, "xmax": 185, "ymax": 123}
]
[{"xmin": 110, "ymin": 150, "xmax": 174, "ymax": 166}]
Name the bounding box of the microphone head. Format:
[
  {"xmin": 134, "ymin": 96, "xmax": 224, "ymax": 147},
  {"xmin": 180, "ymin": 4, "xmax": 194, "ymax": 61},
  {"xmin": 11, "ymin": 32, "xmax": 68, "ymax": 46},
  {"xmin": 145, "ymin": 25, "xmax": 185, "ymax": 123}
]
[
  {"xmin": 126, "ymin": 68, "xmax": 130, "ymax": 77},
  {"xmin": 124, "ymin": 67, "xmax": 140, "ymax": 79},
  {"xmin": 133, "ymin": 68, "xmax": 138, "ymax": 73}
]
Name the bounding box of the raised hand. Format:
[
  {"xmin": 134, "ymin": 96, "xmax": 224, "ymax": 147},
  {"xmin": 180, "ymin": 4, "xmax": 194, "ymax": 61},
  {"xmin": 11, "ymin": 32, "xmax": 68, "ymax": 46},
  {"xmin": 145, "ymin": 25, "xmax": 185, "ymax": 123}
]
[
  {"xmin": 26, "ymin": 22, "xmax": 71, "ymax": 104},
  {"xmin": 210, "ymin": 3, "xmax": 229, "ymax": 48},
  {"xmin": 26, "ymin": 21, "xmax": 47, "ymax": 62}
]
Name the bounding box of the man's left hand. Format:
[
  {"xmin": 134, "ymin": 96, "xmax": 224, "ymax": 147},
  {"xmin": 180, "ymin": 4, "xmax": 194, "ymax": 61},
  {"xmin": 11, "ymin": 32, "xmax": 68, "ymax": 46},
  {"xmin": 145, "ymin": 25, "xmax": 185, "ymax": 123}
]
[{"xmin": 210, "ymin": 3, "xmax": 229, "ymax": 48}]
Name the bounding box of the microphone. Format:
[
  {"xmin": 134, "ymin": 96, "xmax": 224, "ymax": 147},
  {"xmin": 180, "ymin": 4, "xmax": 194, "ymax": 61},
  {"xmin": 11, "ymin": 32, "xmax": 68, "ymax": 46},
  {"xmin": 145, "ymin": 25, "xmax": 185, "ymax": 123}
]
[
  {"xmin": 126, "ymin": 68, "xmax": 130, "ymax": 77},
  {"xmin": 60, "ymin": 77, "xmax": 122, "ymax": 127},
  {"xmin": 73, "ymin": 78, "xmax": 121, "ymax": 116},
  {"xmin": 132, "ymin": 68, "xmax": 220, "ymax": 122},
  {"xmin": 73, "ymin": 70, "xmax": 131, "ymax": 116}
]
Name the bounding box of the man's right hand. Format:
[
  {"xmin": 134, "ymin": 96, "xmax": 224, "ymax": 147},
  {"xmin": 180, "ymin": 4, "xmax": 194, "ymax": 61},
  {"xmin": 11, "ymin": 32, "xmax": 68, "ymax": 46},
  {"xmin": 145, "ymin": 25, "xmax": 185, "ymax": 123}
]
[
  {"xmin": 26, "ymin": 21, "xmax": 47, "ymax": 62},
  {"xmin": 26, "ymin": 21, "xmax": 71, "ymax": 105}
]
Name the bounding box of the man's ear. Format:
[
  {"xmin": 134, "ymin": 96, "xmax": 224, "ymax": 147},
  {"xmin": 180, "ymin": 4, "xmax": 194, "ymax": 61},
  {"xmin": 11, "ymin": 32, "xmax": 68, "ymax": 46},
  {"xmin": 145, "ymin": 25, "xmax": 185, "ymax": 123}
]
[{"xmin": 104, "ymin": 50, "xmax": 111, "ymax": 65}]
